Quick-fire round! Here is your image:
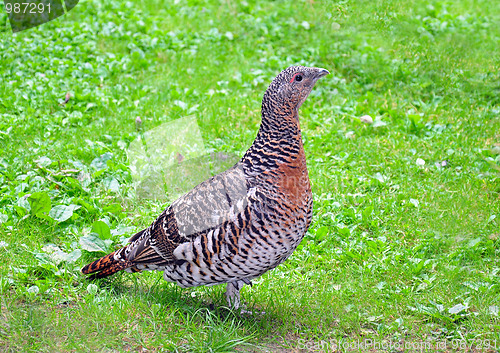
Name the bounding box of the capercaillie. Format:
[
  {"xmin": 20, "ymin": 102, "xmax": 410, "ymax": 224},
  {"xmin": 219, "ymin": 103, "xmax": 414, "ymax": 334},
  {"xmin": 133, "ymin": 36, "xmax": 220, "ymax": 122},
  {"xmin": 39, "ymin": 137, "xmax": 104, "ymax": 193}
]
[{"xmin": 82, "ymin": 66, "xmax": 329, "ymax": 309}]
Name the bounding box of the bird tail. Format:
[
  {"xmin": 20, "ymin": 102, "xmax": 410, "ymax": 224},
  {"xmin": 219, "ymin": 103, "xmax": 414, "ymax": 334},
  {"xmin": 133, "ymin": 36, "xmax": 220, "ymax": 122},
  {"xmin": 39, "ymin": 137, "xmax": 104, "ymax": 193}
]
[
  {"xmin": 81, "ymin": 250, "xmax": 134, "ymax": 279},
  {"xmin": 81, "ymin": 228, "xmax": 165, "ymax": 279}
]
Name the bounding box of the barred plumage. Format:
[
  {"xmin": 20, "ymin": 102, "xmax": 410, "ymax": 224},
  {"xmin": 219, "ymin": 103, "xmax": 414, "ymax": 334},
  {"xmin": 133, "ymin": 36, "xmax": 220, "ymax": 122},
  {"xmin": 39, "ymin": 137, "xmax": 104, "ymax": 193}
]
[{"xmin": 82, "ymin": 66, "xmax": 329, "ymax": 309}]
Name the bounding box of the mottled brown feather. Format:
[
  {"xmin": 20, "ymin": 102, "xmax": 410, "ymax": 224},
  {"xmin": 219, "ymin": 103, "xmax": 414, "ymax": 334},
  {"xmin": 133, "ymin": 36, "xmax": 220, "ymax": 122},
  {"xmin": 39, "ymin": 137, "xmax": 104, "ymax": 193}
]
[{"xmin": 81, "ymin": 251, "xmax": 131, "ymax": 279}]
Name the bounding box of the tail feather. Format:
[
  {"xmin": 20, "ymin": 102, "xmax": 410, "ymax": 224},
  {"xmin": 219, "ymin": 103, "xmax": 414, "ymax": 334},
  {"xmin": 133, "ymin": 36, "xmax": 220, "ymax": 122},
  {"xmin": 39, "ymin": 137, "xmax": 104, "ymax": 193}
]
[
  {"xmin": 81, "ymin": 227, "xmax": 168, "ymax": 279},
  {"xmin": 81, "ymin": 251, "xmax": 132, "ymax": 279}
]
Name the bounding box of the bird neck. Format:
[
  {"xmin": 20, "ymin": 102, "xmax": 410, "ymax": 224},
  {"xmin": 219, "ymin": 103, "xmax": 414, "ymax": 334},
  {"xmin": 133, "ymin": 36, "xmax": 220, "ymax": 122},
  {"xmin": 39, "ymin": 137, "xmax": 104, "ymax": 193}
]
[
  {"xmin": 260, "ymin": 87, "xmax": 300, "ymax": 131},
  {"xmin": 255, "ymin": 116, "xmax": 302, "ymax": 148},
  {"xmin": 241, "ymin": 94, "xmax": 304, "ymax": 170},
  {"xmin": 259, "ymin": 87, "xmax": 302, "ymax": 139}
]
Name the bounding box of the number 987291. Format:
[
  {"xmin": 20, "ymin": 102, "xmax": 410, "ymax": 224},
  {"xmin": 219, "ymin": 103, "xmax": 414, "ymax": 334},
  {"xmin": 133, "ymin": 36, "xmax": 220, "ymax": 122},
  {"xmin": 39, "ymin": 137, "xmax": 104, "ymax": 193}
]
[{"xmin": 5, "ymin": 2, "xmax": 51, "ymax": 14}]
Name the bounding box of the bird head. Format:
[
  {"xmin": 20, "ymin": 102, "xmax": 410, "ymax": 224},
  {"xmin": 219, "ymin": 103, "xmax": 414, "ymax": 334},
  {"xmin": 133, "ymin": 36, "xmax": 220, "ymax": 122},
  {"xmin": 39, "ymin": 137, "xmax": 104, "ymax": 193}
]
[{"xmin": 262, "ymin": 66, "xmax": 329, "ymax": 123}]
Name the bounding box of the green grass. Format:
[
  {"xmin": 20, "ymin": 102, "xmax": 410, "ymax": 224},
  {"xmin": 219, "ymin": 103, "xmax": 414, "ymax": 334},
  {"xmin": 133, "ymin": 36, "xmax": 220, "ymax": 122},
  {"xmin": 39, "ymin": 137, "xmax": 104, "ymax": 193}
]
[{"xmin": 0, "ymin": 0, "xmax": 499, "ymax": 351}]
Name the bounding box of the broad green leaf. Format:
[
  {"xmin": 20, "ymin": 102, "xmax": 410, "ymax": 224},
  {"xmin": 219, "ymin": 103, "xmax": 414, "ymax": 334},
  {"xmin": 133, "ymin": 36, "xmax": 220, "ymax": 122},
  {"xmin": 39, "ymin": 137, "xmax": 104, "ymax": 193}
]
[
  {"xmin": 36, "ymin": 247, "xmax": 82, "ymax": 265},
  {"xmin": 49, "ymin": 204, "xmax": 81, "ymax": 223},
  {"xmin": 372, "ymin": 172, "xmax": 386, "ymax": 184},
  {"xmin": 448, "ymin": 304, "xmax": 467, "ymax": 315},
  {"xmin": 65, "ymin": 177, "xmax": 83, "ymax": 191},
  {"xmin": 66, "ymin": 249, "xmax": 82, "ymax": 263},
  {"xmin": 77, "ymin": 172, "xmax": 92, "ymax": 188},
  {"xmin": 338, "ymin": 227, "xmax": 351, "ymax": 237},
  {"xmin": 102, "ymin": 177, "xmax": 120, "ymax": 192},
  {"xmin": 87, "ymin": 284, "xmax": 98, "ymax": 295},
  {"xmin": 362, "ymin": 205, "xmax": 374, "ymax": 221},
  {"xmin": 75, "ymin": 198, "xmax": 95, "ymax": 213},
  {"xmin": 17, "ymin": 196, "xmax": 31, "ymax": 210},
  {"xmin": 50, "ymin": 249, "xmax": 71, "ymax": 264},
  {"xmin": 80, "ymin": 234, "xmax": 108, "ymax": 253},
  {"xmin": 372, "ymin": 119, "xmax": 387, "ymax": 127},
  {"xmin": 0, "ymin": 213, "xmax": 8, "ymax": 224},
  {"xmin": 467, "ymin": 237, "xmax": 481, "ymax": 248},
  {"xmin": 85, "ymin": 103, "xmax": 96, "ymax": 112},
  {"xmin": 90, "ymin": 152, "xmax": 113, "ymax": 171},
  {"xmin": 92, "ymin": 220, "xmax": 111, "ymax": 239},
  {"xmin": 174, "ymin": 100, "xmax": 188, "ymax": 110},
  {"xmin": 28, "ymin": 192, "xmax": 51, "ymax": 217},
  {"xmin": 35, "ymin": 252, "xmax": 53, "ymax": 265},
  {"xmin": 103, "ymin": 203, "xmax": 122, "ymax": 214},
  {"xmin": 35, "ymin": 156, "xmax": 52, "ymax": 167},
  {"xmin": 14, "ymin": 205, "xmax": 29, "ymax": 217},
  {"xmin": 27, "ymin": 285, "xmax": 39, "ymax": 295},
  {"xmin": 315, "ymin": 226, "xmax": 329, "ymax": 242},
  {"xmin": 15, "ymin": 183, "xmax": 29, "ymax": 194},
  {"xmin": 111, "ymin": 225, "xmax": 135, "ymax": 236}
]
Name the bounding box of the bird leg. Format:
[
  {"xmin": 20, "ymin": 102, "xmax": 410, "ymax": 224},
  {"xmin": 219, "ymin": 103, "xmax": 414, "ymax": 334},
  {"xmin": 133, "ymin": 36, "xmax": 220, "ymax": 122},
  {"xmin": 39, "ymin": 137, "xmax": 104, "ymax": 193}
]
[
  {"xmin": 225, "ymin": 279, "xmax": 265, "ymax": 315},
  {"xmin": 225, "ymin": 280, "xmax": 245, "ymax": 310}
]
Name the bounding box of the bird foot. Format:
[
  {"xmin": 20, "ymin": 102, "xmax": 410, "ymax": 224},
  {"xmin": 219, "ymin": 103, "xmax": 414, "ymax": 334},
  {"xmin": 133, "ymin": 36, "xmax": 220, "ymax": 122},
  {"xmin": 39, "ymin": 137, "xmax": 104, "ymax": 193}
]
[
  {"xmin": 225, "ymin": 280, "xmax": 265, "ymax": 315},
  {"xmin": 239, "ymin": 305, "xmax": 266, "ymax": 316}
]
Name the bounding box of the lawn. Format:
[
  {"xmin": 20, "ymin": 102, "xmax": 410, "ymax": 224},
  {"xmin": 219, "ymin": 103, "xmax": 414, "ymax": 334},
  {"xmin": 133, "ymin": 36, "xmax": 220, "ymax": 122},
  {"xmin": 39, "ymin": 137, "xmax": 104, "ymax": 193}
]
[{"xmin": 0, "ymin": 0, "xmax": 499, "ymax": 351}]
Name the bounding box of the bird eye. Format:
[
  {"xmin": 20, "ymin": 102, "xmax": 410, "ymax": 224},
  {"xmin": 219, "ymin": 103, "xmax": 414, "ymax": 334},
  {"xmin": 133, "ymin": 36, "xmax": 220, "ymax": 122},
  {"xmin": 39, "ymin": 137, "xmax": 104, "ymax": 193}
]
[{"xmin": 295, "ymin": 74, "xmax": 303, "ymax": 82}]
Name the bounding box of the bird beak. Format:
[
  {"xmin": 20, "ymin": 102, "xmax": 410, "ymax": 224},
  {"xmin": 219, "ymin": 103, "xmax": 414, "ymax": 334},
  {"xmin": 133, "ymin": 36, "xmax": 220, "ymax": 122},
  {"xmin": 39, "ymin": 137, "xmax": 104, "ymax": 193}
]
[{"xmin": 314, "ymin": 68, "xmax": 330, "ymax": 79}]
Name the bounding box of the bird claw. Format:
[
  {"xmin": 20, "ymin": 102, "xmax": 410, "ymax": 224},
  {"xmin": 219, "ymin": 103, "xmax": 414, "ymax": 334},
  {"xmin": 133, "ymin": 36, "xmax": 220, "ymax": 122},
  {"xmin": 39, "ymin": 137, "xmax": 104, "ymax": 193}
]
[{"xmin": 241, "ymin": 278, "xmax": 252, "ymax": 286}]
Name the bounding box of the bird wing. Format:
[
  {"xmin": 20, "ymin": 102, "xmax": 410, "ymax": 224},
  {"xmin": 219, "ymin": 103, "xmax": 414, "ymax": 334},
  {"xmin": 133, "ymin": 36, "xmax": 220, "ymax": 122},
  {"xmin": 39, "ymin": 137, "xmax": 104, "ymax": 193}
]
[{"xmin": 122, "ymin": 162, "xmax": 253, "ymax": 267}]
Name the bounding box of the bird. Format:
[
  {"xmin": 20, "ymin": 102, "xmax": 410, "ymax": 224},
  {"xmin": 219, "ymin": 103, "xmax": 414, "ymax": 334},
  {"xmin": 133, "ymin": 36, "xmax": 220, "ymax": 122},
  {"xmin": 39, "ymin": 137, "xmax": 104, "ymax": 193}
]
[{"xmin": 82, "ymin": 66, "xmax": 329, "ymax": 309}]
